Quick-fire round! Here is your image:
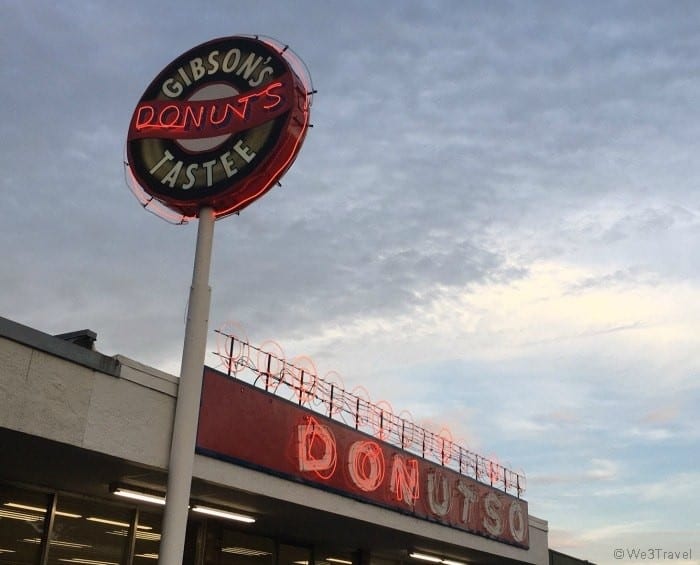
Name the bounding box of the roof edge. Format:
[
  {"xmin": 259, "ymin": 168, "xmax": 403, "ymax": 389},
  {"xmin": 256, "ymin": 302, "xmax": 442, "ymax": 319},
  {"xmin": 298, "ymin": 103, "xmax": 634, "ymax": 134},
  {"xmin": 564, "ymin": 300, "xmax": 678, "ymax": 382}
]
[{"xmin": 0, "ymin": 316, "xmax": 120, "ymax": 377}]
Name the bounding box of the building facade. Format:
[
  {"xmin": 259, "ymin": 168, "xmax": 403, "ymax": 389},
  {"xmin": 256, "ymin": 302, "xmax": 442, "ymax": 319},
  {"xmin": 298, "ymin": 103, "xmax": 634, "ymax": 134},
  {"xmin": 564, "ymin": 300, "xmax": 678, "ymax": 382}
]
[{"xmin": 0, "ymin": 316, "xmax": 551, "ymax": 565}]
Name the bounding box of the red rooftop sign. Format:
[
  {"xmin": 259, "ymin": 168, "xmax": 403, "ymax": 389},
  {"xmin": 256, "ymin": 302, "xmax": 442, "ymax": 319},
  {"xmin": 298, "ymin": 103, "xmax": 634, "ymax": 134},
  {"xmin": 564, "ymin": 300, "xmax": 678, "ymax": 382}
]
[
  {"xmin": 126, "ymin": 36, "xmax": 312, "ymax": 220},
  {"xmin": 196, "ymin": 368, "xmax": 530, "ymax": 549}
]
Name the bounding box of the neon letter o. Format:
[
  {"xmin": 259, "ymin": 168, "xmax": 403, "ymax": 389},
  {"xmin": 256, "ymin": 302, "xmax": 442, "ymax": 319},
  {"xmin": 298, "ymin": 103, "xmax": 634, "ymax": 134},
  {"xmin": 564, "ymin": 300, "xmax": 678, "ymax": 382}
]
[
  {"xmin": 509, "ymin": 501, "xmax": 526, "ymax": 542},
  {"xmin": 348, "ymin": 441, "xmax": 384, "ymax": 492}
]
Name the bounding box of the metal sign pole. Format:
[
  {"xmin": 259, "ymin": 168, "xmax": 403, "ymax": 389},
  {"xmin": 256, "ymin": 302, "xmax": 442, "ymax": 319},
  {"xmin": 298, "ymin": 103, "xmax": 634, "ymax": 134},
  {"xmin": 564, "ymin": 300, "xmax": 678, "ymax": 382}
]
[{"xmin": 159, "ymin": 206, "xmax": 215, "ymax": 565}]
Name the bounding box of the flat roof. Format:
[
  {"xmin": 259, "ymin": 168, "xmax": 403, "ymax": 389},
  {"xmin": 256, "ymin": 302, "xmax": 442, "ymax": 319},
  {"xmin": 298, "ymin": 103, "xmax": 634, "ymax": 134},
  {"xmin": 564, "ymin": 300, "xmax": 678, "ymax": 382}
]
[{"xmin": 0, "ymin": 315, "xmax": 120, "ymax": 377}]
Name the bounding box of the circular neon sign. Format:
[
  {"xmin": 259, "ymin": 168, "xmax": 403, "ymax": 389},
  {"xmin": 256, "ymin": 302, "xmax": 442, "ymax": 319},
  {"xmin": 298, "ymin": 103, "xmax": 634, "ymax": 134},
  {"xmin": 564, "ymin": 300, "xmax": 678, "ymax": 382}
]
[{"xmin": 125, "ymin": 36, "xmax": 312, "ymax": 222}]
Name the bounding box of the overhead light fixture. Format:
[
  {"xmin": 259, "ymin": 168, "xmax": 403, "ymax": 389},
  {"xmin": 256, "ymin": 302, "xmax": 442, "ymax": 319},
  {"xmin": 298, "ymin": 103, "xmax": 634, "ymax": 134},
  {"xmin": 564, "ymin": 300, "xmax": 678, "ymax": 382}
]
[
  {"xmin": 409, "ymin": 554, "xmax": 466, "ymax": 565},
  {"xmin": 110, "ymin": 486, "xmax": 254, "ymax": 523},
  {"xmin": 112, "ymin": 487, "xmax": 166, "ymax": 506},
  {"xmin": 326, "ymin": 559, "xmax": 353, "ymax": 565},
  {"xmin": 222, "ymin": 547, "xmax": 271, "ymax": 556},
  {"xmin": 0, "ymin": 509, "xmax": 43, "ymax": 522},
  {"xmin": 105, "ymin": 529, "xmax": 160, "ymax": 541},
  {"xmin": 191, "ymin": 505, "xmax": 255, "ymax": 523},
  {"xmin": 4, "ymin": 503, "xmax": 44, "ymax": 513},
  {"xmin": 57, "ymin": 559, "xmax": 119, "ymax": 565},
  {"xmin": 56, "ymin": 510, "xmax": 83, "ymax": 518},
  {"xmin": 22, "ymin": 538, "xmax": 91, "ymax": 549},
  {"xmin": 86, "ymin": 517, "xmax": 131, "ymax": 528},
  {"xmin": 409, "ymin": 554, "xmax": 442, "ymax": 563},
  {"xmin": 5, "ymin": 503, "xmax": 81, "ymax": 518},
  {"xmin": 86, "ymin": 517, "xmax": 152, "ymax": 530}
]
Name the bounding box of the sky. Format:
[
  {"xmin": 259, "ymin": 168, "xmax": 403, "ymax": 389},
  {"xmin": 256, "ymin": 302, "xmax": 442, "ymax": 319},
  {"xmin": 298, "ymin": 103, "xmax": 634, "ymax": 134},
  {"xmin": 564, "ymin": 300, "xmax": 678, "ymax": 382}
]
[{"xmin": 1, "ymin": 1, "xmax": 699, "ymax": 563}]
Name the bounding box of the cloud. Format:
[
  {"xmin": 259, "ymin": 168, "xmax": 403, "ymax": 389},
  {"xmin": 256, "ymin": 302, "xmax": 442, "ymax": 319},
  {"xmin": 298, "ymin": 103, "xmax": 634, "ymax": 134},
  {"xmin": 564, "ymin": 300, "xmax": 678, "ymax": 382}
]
[
  {"xmin": 529, "ymin": 458, "xmax": 620, "ymax": 487},
  {"xmin": 2, "ymin": 5, "xmax": 700, "ymax": 564},
  {"xmin": 565, "ymin": 267, "xmax": 661, "ymax": 294},
  {"xmin": 579, "ymin": 521, "xmax": 656, "ymax": 543},
  {"xmin": 639, "ymin": 472, "xmax": 700, "ymax": 504},
  {"xmin": 642, "ymin": 404, "xmax": 681, "ymax": 425},
  {"xmin": 586, "ymin": 458, "xmax": 619, "ymax": 481},
  {"xmin": 315, "ymin": 260, "xmax": 699, "ymax": 393},
  {"xmin": 625, "ymin": 427, "xmax": 673, "ymax": 442}
]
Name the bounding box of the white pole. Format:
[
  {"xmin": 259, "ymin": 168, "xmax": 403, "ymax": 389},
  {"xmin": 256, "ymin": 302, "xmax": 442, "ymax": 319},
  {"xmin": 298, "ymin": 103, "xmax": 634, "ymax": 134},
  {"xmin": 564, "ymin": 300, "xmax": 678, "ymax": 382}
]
[{"xmin": 159, "ymin": 206, "xmax": 215, "ymax": 565}]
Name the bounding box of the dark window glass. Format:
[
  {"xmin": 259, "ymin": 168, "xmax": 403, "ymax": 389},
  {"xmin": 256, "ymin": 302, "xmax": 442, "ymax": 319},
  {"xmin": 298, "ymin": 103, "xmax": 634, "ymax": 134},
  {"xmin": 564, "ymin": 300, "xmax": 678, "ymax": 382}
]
[
  {"xmin": 315, "ymin": 552, "xmax": 356, "ymax": 565},
  {"xmin": 278, "ymin": 544, "xmax": 310, "ymax": 565},
  {"xmin": 46, "ymin": 495, "xmax": 132, "ymax": 565},
  {"xmin": 133, "ymin": 510, "xmax": 162, "ymax": 564},
  {"xmin": 203, "ymin": 526, "xmax": 274, "ymax": 565},
  {"xmin": 0, "ymin": 484, "xmax": 49, "ymax": 565}
]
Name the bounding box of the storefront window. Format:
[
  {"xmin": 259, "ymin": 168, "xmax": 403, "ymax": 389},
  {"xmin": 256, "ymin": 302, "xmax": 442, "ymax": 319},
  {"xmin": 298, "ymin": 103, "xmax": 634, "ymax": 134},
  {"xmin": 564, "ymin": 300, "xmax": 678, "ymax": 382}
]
[
  {"xmin": 1, "ymin": 484, "xmax": 335, "ymax": 565},
  {"xmin": 203, "ymin": 527, "xmax": 274, "ymax": 565},
  {"xmin": 0, "ymin": 484, "xmax": 49, "ymax": 565},
  {"xmin": 278, "ymin": 544, "xmax": 311, "ymax": 565},
  {"xmin": 46, "ymin": 495, "xmax": 133, "ymax": 565},
  {"xmin": 133, "ymin": 510, "xmax": 162, "ymax": 563},
  {"xmin": 315, "ymin": 552, "xmax": 356, "ymax": 565}
]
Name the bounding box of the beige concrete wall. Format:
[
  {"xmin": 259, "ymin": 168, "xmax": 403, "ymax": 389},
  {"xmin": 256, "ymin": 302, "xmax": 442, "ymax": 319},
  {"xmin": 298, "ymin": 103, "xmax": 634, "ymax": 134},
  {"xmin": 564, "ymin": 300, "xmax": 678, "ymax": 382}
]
[
  {"xmin": 0, "ymin": 336, "xmax": 176, "ymax": 469},
  {"xmin": 0, "ymin": 337, "xmax": 96, "ymax": 445},
  {"xmin": 82, "ymin": 355, "xmax": 177, "ymax": 468}
]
